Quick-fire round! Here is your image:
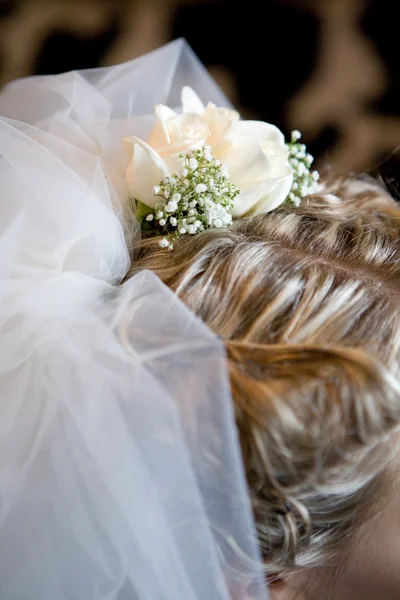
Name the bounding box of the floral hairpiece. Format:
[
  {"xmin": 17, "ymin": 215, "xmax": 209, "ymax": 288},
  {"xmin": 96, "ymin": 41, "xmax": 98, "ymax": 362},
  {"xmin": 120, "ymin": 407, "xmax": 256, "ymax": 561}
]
[{"xmin": 123, "ymin": 87, "xmax": 319, "ymax": 250}]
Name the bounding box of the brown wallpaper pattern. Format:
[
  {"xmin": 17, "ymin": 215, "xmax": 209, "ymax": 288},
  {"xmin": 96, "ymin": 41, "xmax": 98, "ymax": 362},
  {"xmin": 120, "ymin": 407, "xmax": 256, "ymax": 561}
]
[{"xmin": 0, "ymin": 0, "xmax": 398, "ymax": 176}]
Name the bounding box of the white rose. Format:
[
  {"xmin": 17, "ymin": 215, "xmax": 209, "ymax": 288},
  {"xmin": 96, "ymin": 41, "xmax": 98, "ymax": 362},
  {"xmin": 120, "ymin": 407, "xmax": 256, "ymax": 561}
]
[
  {"xmin": 211, "ymin": 120, "xmax": 293, "ymax": 217},
  {"xmin": 123, "ymin": 103, "xmax": 209, "ymax": 208},
  {"xmin": 181, "ymin": 87, "xmax": 293, "ymax": 216},
  {"xmin": 124, "ymin": 87, "xmax": 293, "ymax": 216},
  {"xmin": 181, "ymin": 86, "xmax": 240, "ymax": 147}
]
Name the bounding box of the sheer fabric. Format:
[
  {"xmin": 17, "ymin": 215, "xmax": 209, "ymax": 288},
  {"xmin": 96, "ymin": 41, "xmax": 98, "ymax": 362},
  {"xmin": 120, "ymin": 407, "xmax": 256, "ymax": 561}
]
[{"xmin": 0, "ymin": 40, "xmax": 268, "ymax": 600}]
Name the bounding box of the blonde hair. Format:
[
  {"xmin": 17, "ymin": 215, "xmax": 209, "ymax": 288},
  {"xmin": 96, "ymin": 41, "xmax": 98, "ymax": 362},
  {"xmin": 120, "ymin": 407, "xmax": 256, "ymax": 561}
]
[{"xmin": 127, "ymin": 176, "xmax": 400, "ymax": 579}]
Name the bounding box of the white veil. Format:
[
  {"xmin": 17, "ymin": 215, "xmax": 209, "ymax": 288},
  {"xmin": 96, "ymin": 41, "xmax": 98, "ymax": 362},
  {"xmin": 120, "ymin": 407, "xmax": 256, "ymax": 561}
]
[{"xmin": 0, "ymin": 40, "xmax": 269, "ymax": 600}]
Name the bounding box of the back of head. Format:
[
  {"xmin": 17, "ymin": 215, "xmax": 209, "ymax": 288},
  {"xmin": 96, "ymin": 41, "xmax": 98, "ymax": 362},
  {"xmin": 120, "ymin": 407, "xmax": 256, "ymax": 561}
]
[{"xmin": 129, "ymin": 176, "xmax": 400, "ymax": 598}]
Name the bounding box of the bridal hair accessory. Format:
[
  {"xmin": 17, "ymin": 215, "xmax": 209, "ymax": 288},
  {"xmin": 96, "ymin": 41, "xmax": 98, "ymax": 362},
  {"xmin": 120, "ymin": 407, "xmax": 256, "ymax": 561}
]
[
  {"xmin": 142, "ymin": 146, "xmax": 239, "ymax": 250},
  {"xmin": 123, "ymin": 87, "xmax": 319, "ymax": 250},
  {"xmin": 287, "ymin": 131, "xmax": 320, "ymax": 206}
]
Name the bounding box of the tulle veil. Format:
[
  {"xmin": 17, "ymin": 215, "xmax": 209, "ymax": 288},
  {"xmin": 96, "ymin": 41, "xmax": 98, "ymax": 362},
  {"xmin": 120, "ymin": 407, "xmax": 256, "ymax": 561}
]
[{"xmin": 0, "ymin": 40, "xmax": 269, "ymax": 600}]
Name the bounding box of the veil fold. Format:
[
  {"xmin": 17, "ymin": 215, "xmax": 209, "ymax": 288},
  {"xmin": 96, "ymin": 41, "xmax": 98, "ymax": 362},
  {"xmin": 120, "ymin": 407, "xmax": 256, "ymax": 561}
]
[{"xmin": 0, "ymin": 40, "xmax": 268, "ymax": 600}]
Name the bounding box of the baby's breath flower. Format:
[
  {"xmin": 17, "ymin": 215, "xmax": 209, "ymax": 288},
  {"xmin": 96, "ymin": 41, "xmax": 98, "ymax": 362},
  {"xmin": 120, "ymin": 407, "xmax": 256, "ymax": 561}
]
[
  {"xmin": 203, "ymin": 145, "xmax": 212, "ymax": 161},
  {"xmin": 145, "ymin": 146, "xmax": 239, "ymax": 249},
  {"xmin": 165, "ymin": 201, "xmax": 178, "ymax": 213},
  {"xmin": 159, "ymin": 238, "xmax": 170, "ymax": 249},
  {"xmin": 297, "ymin": 163, "xmax": 306, "ymax": 176},
  {"xmin": 286, "ymin": 130, "xmax": 320, "ymax": 207},
  {"xmin": 146, "ymin": 213, "xmax": 154, "ymax": 222},
  {"xmin": 291, "ymin": 130, "xmax": 301, "ymax": 142},
  {"xmin": 301, "ymin": 186, "xmax": 309, "ymax": 197},
  {"xmin": 195, "ymin": 183, "xmax": 207, "ymax": 194}
]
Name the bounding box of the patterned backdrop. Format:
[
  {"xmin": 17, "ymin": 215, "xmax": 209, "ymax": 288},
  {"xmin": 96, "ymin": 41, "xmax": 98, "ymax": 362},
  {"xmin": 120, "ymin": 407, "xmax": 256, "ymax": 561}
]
[{"xmin": 1, "ymin": 0, "xmax": 399, "ymax": 181}]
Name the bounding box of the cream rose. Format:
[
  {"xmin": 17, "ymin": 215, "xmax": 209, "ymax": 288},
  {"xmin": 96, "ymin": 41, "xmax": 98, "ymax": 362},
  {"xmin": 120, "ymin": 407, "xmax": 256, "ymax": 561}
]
[{"xmin": 124, "ymin": 87, "xmax": 293, "ymax": 216}]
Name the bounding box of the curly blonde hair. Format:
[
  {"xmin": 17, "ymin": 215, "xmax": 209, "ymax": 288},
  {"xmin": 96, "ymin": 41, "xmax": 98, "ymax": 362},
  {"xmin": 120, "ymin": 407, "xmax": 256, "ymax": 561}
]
[{"xmin": 127, "ymin": 176, "xmax": 400, "ymax": 583}]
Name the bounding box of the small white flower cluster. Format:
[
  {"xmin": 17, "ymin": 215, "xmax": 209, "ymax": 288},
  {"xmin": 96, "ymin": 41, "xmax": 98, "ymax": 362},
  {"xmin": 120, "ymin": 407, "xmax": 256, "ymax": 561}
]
[
  {"xmin": 286, "ymin": 130, "xmax": 320, "ymax": 207},
  {"xmin": 146, "ymin": 146, "xmax": 239, "ymax": 250}
]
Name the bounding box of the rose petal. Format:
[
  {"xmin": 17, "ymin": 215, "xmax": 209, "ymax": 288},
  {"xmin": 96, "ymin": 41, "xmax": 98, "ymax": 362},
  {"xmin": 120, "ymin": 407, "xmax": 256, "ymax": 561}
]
[
  {"xmin": 181, "ymin": 86, "xmax": 205, "ymax": 114},
  {"xmin": 163, "ymin": 152, "xmax": 186, "ymax": 175},
  {"xmin": 147, "ymin": 104, "xmax": 177, "ymax": 148},
  {"xmin": 165, "ymin": 112, "xmax": 209, "ymax": 144},
  {"xmin": 213, "ymin": 138, "xmax": 275, "ymax": 187},
  {"xmin": 159, "ymin": 133, "xmax": 208, "ymax": 174},
  {"xmin": 259, "ymin": 141, "xmax": 290, "ymax": 167},
  {"xmin": 123, "ymin": 136, "xmax": 170, "ymax": 208},
  {"xmin": 232, "ymin": 170, "xmax": 293, "ymax": 218},
  {"xmin": 203, "ymin": 103, "xmax": 240, "ymax": 144},
  {"xmin": 217, "ymin": 120, "xmax": 286, "ymax": 146}
]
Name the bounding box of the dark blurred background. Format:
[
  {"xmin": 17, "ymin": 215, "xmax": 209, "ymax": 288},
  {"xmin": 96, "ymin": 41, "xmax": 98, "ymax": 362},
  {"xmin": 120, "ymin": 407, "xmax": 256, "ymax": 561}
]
[{"xmin": 1, "ymin": 0, "xmax": 399, "ymax": 179}]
